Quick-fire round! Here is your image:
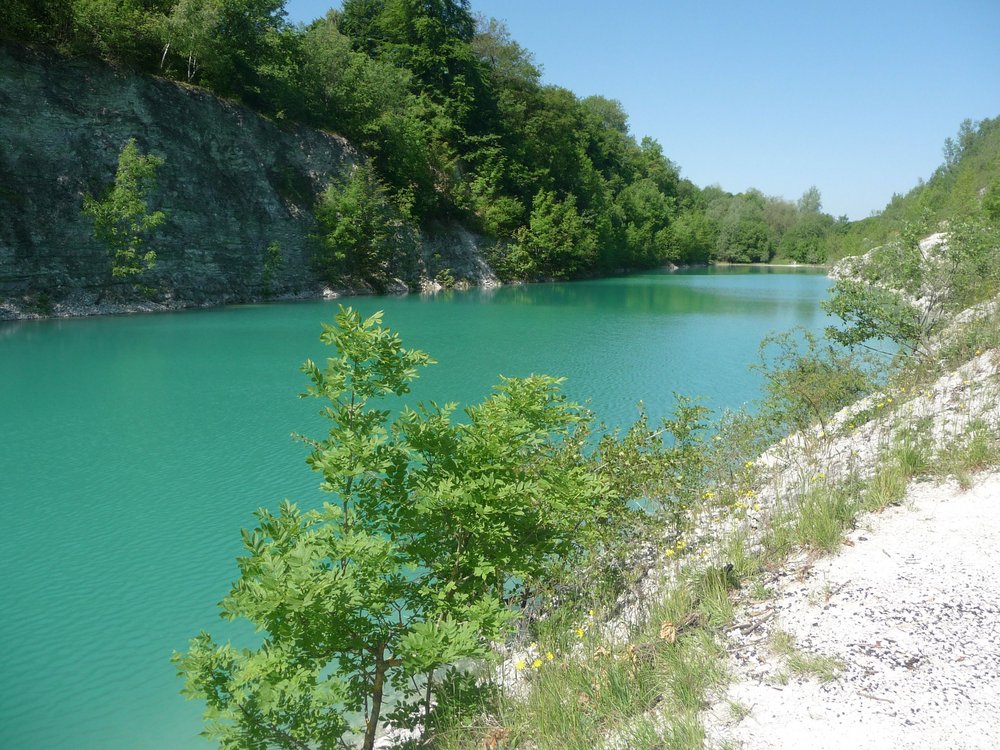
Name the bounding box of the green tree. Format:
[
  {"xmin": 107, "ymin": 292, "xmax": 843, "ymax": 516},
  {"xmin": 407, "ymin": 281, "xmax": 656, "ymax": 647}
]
[
  {"xmin": 2, "ymin": 0, "xmax": 74, "ymax": 46},
  {"xmin": 313, "ymin": 163, "xmax": 415, "ymax": 290},
  {"xmin": 983, "ymin": 177, "xmax": 1000, "ymax": 221},
  {"xmin": 713, "ymin": 192, "xmax": 773, "ymax": 262},
  {"xmin": 823, "ymin": 217, "xmax": 1000, "ymax": 355},
  {"xmin": 82, "ymin": 138, "xmax": 166, "ymax": 284},
  {"xmin": 183, "ymin": 0, "xmax": 288, "ymax": 101},
  {"xmin": 261, "ymin": 240, "xmax": 283, "ymax": 295},
  {"xmin": 70, "ymin": 0, "xmax": 160, "ymax": 65},
  {"xmin": 174, "ymin": 307, "xmax": 607, "ymax": 749},
  {"xmin": 797, "ymin": 185, "xmax": 822, "ymax": 214},
  {"xmin": 341, "ymin": 0, "xmax": 487, "ymax": 135},
  {"xmin": 615, "ymin": 177, "xmax": 674, "ymax": 267},
  {"xmin": 668, "ymin": 209, "xmax": 717, "ymax": 264},
  {"xmin": 471, "ymin": 15, "xmax": 540, "ymax": 90},
  {"xmin": 778, "ymin": 213, "xmax": 833, "ymax": 263},
  {"xmin": 157, "ymin": 0, "xmax": 223, "ymax": 81},
  {"xmin": 506, "ymin": 189, "xmax": 598, "ymax": 279}
]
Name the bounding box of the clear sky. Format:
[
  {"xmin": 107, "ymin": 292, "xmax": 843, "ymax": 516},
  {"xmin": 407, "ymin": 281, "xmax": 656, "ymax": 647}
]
[{"xmin": 283, "ymin": 0, "xmax": 1000, "ymax": 220}]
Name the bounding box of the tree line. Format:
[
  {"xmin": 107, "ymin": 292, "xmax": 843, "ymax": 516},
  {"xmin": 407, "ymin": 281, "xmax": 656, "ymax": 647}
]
[{"xmin": 5, "ymin": 0, "xmax": 855, "ymax": 283}]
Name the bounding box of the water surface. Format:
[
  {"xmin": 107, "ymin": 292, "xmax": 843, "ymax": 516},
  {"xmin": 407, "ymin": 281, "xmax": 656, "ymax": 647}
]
[{"xmin": 1, "ymin": 267, "xmax": 829, "ymax": 749}]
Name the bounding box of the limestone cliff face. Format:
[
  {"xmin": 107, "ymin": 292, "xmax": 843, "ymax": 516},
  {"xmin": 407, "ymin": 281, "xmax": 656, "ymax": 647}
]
[{"xmin": 0, "ymin": 45, "xmax": 494, "ymax": 319}]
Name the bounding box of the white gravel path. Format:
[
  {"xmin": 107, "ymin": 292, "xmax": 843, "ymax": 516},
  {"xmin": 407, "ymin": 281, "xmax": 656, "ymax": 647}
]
[{"xmin": 706, "ymin": 472, "xmax": 1000, "ymax": 750}]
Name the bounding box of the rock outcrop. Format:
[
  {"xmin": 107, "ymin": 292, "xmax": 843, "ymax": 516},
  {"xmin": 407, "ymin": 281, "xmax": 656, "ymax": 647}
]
[{"xmin": 0, "ymin": 44, "xmax": 496, "ymax": 319}]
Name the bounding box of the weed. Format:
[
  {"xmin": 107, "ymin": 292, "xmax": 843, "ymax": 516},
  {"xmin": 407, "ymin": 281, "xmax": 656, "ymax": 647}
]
[
  {"xmin": 692, "ymin": 567, "xmax": 737, "ymax": 626},
  {"xmin": 787, "ymin": 652, "xmax": 843, "ymax": 683},
  {"xmin": 861, "ymin": 464, "xmax": 907, "ymax": 511},
  {"xmin": 794, "ymin": 486, "xmax": 857, "ymax": 552},
  {"xmin": 891, "ymin": 422, "xmax": 933, "ymax": 477},
  {"xmin": 727, "ymin": 700, "xmax": 751, "ymax": 721},
  {"xmin": 770, "ymin": 630, "xmax": 842, "ymax": 683},
  {"xmin": 750, "ymin": 580, "xmax": 774, "ymax": 601},
  {"xmin": 936, "ymin": 420, "xmax": 1000, "ymax": 488}
]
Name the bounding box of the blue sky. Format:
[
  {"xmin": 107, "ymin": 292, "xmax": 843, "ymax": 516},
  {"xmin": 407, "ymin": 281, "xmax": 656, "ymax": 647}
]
[{"xmin": 283, "ymin": 0, "xmax": 1000, "ymax": 220}]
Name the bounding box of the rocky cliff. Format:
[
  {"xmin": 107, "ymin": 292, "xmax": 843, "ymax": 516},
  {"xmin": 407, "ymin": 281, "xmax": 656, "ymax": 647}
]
[{"xmin": 0, "ymin": 44, "xmax": 496, "ymax": 319}]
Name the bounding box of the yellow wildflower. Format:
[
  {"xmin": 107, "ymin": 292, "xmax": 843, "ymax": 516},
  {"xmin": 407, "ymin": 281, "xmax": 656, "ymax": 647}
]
[
  {"xmin": 665, "ymin": 548, "xmax": 675, "ymax": 557},
  {"xmin": 514, "ymin": 659, "xmax": 526, "ymax": 671},
  {"xmin": 575, "ymin": 627, "xmax": 585, "ymax": 638},
  {"xmin": 545, "ymin": 651, "xmax": 555, "ymax": 661},
  {"xmin": 531, "ymin": 658, "xmax": 543, "ymax": 670}
]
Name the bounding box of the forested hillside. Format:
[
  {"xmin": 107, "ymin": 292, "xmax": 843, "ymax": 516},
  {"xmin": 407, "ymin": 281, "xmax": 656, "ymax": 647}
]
[{"xmin": 3, "ymin": 0, "xmax": 860, "ymax": 290}]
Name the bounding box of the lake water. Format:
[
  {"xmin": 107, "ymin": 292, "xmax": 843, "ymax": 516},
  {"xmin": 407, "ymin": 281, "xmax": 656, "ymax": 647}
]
[{"xmin": 1, "ymin": 267, "xmax": 830, "ymax": 749}]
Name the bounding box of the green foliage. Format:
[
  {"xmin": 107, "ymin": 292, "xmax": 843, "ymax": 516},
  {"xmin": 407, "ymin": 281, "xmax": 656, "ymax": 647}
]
[
  {"xmin": 313, "ymin": 163, "xmax": 415, "ymax": 291},
  {"xmin": 777, "ymin": 213, "xmax": 833, "ymax": 263},
  {"xmin": 503, "ymin": 189, "xmax": 598, "ymax": 279},
  {"xmin": 713, "ymin": 192, "xmax": 773, "ymax": 263},
  {"xmin": 176, "ymin": 307, "xmax": 610, "ymax": 749},
  {"xmin": 858, "ymin": 117, "xmax": 1000, "ymax": 247},
  {"xmin": 755, "ymin": 329, "xmax": 874, "ymax": 432},
  {"xmin": 261, "ymin": 240, "xmax": 283, "ymax": 294},
  {"xmin": 936, "ymin": 420, "xmax": 1000, "ymax": 489},
  {"xmin": 793, "ymin": 485, "xmax": 856, "ymax": 552},
  {"xmin": 983, "ymin": 177, "xmax": 1000, "ymax": 222},
  {"xmin": 770, "ymin": 631, "xmax": 842, "ymax": 682},
  {"xmin": 824, "ymin": 215, "xmax": 1000, "ymax": 354},
  {"xmin": 797, "ymin": 185, "xmax": 822, "ymax": 214},
  {"xmin": 615, "ymin": 178, "xmax": 676, "ymax": 267},
  {"xmin": 1, "ymin": 0, "xmax": 72, "ymax": 45},
  {"xmin": 157, "ymin": 0, "xmax": 224, "ymax": 82},
  {"xmin": 434, "ymin": 267, "xmax": 455, "ymax": 288},
  {"xmin": 477, "ymin": 594, "xmax": 724, "ymax": 750},
  {"xmin": 13, "ymin": 0, "xmax": 997, "ymax": 280},
  {"xmin": 861, "ymin": 464, "xmax": 907, "ymax": 512},
  {"xmin": 165, "ymin": 0, "xmax": 288, "ymax": 101},
  {"xmin": 82, "ymin": 137, "xmax": 166, "ymax": 282},
  {"xmin": 72, "ymin": 0, "xmax": 160, "ymax": 64},
  {"xmin": 823, "ymin": 277, "xmax": 924, "ymax": 353},
  {"xmin": 667, "ymin": 209, "xmax": 716, "ymax": 264},
  {"xmin": 573, "ymin": 397, "xmax": 711, "ymax": 601},
  {"xmin": 10, "ymin": 0, "xmax": 867, "ymax": 278}
]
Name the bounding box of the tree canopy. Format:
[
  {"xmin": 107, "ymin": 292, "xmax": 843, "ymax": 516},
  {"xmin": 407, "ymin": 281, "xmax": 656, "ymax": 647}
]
[{"xmin": 12, "ymin": 1, "xmax": 992, "ymax": 280}]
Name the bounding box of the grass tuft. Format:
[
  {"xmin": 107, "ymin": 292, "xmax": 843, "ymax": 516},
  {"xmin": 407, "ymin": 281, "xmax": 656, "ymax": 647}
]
[
  {"xmin": 793, "ymin": 485, "xmax": 857, "ymax": 552},
  {"xmin": 861, "ymin": 464, "xmax": 907, "ymax": 512},
  {"xmin": 770, "ymin": 630, "xmax": 843, "ymax": 683}
]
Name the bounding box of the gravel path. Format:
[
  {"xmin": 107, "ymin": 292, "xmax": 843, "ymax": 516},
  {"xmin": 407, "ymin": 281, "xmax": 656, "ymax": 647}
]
[{"xmin": 707, "ymin": 472, "xmax": 1000, "ymax": 750}]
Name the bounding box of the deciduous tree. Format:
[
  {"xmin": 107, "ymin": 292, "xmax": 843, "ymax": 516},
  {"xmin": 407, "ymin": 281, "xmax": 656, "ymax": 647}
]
[
  {"xmin": 175, "ymin": 307, "xmax": 607, "ymax": 750},
  {"xmin": 82, "ymin": 138, "xmax": 166, "ymax": 285}
]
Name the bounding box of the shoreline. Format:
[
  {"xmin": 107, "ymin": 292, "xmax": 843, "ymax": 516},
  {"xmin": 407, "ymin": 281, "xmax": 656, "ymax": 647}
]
[{"xmin": 0, "ymin": 260, "xmax": 828, "ymax": 323}]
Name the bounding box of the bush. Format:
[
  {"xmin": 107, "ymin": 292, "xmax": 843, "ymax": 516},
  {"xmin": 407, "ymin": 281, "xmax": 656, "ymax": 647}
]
[{"xmin": 754, "ymin": 328, "xmax": 874, "ymax": 433}]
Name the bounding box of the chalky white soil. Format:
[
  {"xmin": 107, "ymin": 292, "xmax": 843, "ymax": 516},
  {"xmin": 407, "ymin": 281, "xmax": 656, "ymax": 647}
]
[{"xmin": 706, "ymin": 472, "xmax": 1000, "ymax": 750}]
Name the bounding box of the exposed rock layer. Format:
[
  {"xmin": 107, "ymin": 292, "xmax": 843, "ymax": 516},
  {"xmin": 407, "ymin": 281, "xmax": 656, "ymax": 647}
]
[
  {"xmin": 0, "ymin": 44, "xmax": 359, "ymax": 313},
  {"xmin": 0, "ymin": 45, "xmax": 496, "ymax": 319}
]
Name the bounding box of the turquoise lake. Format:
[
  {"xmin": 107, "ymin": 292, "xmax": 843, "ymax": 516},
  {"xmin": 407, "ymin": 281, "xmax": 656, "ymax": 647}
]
[{"xmin": 1, "ymin": 267, "xmax": 830, "ymax": 749}]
